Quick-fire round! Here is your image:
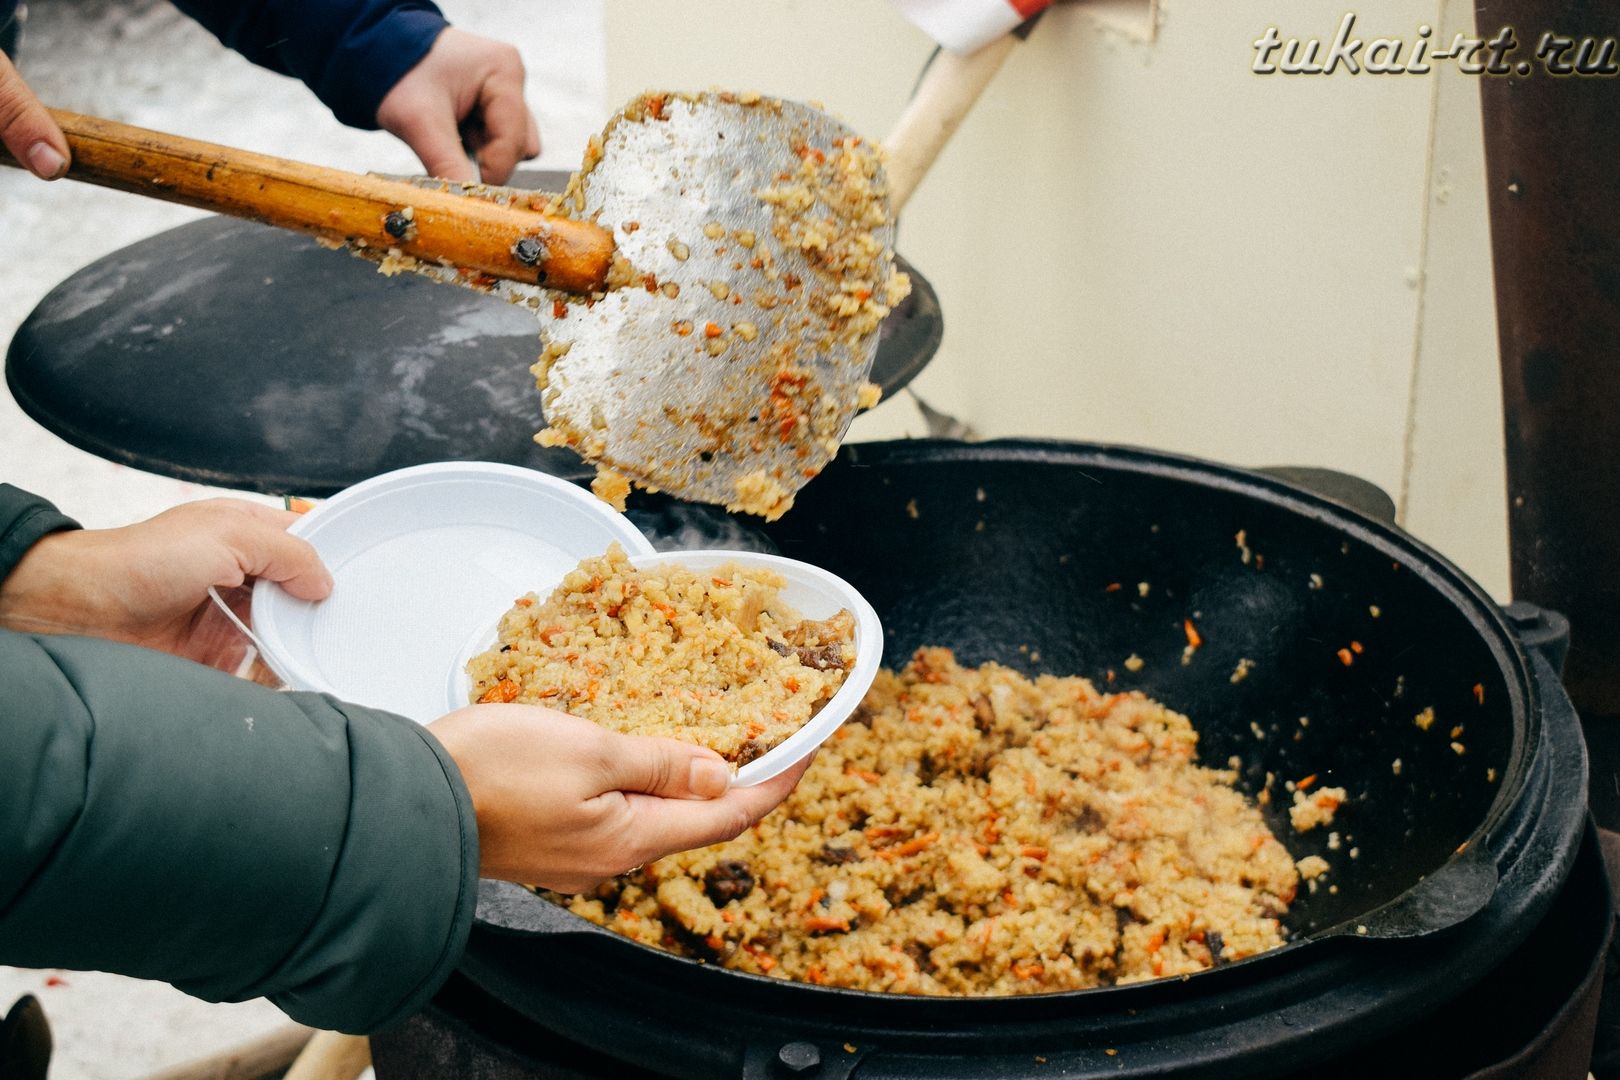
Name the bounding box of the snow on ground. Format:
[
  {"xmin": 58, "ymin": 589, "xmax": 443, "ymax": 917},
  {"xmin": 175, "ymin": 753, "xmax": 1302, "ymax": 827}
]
[
  {"xmin": 0, "ymin": 1, "xmax": 605, "ymax": 1074},
  {"xmin": 1, "ymin": 0, "xmax": 605, "ymax": 526}
]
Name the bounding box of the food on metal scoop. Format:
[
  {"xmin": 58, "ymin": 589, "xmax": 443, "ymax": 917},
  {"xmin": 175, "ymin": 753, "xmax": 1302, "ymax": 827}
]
[
  {"xmin": 553, "ymin": 648, "xmax": 1311, "ymax": 995},
  {"xmin": 465, "ymin": 545, "xmax": 854, "ymax": 765},
  {"xmin": 334, "ymin": 93, "xmax": 901, "ymax": 521},
  {"xmin": 532, "ymin": 90, "xmax": 908, "ymax": 521}
]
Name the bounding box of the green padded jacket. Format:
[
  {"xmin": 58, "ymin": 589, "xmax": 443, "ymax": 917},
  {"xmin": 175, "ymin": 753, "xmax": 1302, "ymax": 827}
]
[{"xmin": 0, "ymin": 484, "xmax": 479, "ymax": 1033}]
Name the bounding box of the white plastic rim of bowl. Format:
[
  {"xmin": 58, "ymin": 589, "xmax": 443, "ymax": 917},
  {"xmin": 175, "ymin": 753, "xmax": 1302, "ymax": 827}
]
[
  {"xmin": 451, "ymin": 549, "xmax": 884, "ymax": 787},
  {"xmin": 250, "ymin": 461, "xmax": 655, "ymax": 723}
]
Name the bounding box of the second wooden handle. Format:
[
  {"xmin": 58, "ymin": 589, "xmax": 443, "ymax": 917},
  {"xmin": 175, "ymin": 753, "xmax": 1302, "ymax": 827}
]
[
  {"xmin": 882, "ymin": 34, "xmax": 1020, "ymax": 215},
  {"xmin": 42, "ymin": 109, "xmax": 615, "ymax": 293}
]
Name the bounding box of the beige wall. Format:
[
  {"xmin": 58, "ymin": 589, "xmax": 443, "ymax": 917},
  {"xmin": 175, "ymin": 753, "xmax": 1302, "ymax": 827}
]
[{"xmin": 604, "ymin": 0, "xmax": 1509, "ymax": 597}]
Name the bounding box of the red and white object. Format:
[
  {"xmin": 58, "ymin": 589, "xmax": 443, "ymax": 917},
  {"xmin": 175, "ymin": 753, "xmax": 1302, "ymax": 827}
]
[
  {"xmin": 890, "ymin": 0, "xmax": 1051, "ymax": 53},
  {"xmin": 883, "ymin": 2, "xmax": 1043, "ymax": 213}
]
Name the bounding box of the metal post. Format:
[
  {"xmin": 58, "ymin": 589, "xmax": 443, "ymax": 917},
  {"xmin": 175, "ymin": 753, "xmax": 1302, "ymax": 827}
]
[{"xmin": 1476, "ymin": 2, "xmax": 1620, "ymax": 757}]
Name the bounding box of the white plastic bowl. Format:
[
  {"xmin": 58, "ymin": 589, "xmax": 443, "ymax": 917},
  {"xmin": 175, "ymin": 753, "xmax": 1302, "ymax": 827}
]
[
  {"xmin": 450, "ymin": 549, "xmax": 883, "ymax": 787},
  {"xmin": 250, "ymin": 461, "xmax": 654, "ymax": 722}
]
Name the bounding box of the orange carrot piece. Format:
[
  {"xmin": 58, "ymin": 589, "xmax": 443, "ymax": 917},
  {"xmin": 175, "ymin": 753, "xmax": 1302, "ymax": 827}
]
[{"xmin": 478, "ymin": 680, "xmax": 521, "ymax": 704}]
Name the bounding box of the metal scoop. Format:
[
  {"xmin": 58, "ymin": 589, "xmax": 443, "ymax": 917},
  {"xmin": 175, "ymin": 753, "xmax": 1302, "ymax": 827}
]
[
  {"xmin": 7, "ymin": 99, "xmax": 903, "ymax": 519},
  {"xmin": 531, "ymin": 92, "xmax": 905, "ymax": 520}
]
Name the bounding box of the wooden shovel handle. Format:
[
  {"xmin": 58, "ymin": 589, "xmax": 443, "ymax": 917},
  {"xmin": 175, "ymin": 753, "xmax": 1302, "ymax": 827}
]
[
  {"xmin": 883, "ymin": 33, "xmax": 1021, "ymax": 215},
  {"xmin": 5, "ymin": 110, "xmax": 614, "ymax": 293}
]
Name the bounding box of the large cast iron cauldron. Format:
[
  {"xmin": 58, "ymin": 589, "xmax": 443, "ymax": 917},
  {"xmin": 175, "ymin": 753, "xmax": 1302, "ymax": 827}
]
[{"xmin": 464, "ymin": 439, "xmax": 1588, "ymax": 1079}]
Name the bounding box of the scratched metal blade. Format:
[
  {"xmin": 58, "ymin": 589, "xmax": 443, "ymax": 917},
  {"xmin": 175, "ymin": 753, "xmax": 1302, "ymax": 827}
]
[{"xmin": 536, "ymin": 93, "xmax": 897, "ymax": 516}]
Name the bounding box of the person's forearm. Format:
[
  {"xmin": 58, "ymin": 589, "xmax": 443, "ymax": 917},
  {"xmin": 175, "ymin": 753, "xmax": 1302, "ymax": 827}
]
[{"xmin": 0, "ymin": 630, "xmax": 477, "ymax": 1033}]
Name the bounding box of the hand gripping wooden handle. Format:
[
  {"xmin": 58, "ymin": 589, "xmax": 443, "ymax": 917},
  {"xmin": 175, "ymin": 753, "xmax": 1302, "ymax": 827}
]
[{"xmin": 5, "ymin": 110, "xmax": 615, "ymax": 293}]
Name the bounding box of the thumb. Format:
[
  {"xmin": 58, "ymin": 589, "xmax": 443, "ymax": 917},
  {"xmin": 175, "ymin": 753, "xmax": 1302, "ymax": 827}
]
[
  {"xmin": 598, "ymin": 734, "xmax": 733, "ymax": 800},
  {"xmin": 618, "ymin": 752, "xmax": 814, "ymax": 862},
  {"xmin": 0, "ymin": 50, "xmax": 68, "ymax": 179},
  {"xmin": 221, "ymin": 513, "xmax": 334, "ymax": 602}
]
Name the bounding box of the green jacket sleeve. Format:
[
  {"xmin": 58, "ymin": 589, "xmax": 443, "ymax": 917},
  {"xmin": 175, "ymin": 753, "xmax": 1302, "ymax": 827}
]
[
  {"xmin": 0, "ymin": 628, "xmax": 480, "ymax": 1033},
  {"xmin": 0, "ymin": 484, "xmax": 80, "ymax": 577}
]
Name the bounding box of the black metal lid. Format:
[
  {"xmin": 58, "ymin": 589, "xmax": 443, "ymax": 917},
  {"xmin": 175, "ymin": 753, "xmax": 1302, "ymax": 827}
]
[{"xmin": 5, "ymin": 173, "xmax": 940, "ymax": 497}]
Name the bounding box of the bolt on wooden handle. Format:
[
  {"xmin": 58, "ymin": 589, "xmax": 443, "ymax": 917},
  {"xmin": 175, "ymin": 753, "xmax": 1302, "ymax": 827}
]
[{"xmin": 7, "ymin": 109, "xmax": 614, "ymax": 293}]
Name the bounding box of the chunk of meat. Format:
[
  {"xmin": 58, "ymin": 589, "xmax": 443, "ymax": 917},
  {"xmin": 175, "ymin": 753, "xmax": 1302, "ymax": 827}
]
[
  {"xmin": 785, "ymin": 610, "xmax": 855, "ymax": 649},
  {"xmin": 703, "ymin": 860, "xmax": 756, "ymax": 905},
  {"xmin": 769, "ymin": 637, "xmax": 849, "ymax": 671},
  {"xmin": 814, "ymin": 844, "xmax": 858, "ymax": 865},
  {"xmin": 972, "ymin": 694, "xmax": 995, "ymax": 733}
]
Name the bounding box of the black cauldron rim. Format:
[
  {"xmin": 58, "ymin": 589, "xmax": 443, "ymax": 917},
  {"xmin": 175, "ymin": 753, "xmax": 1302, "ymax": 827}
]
[
  {"xmin": 462, "ymin": 652, "xmax": 1584, "ymax": 1077},
  {"xmin": 465, "ymin": 437, "xmax": 1587, "ymax": 1074}
]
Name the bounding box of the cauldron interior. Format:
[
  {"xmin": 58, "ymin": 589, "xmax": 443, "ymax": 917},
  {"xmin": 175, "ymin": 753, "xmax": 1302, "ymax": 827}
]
[
  {"xmin": 738, "ymin": 440, "xmax": 1525, "ymax": 940},
  {"xmin": 466, "ymin": 439, "xmax": 1579, "ymax": 1077}
]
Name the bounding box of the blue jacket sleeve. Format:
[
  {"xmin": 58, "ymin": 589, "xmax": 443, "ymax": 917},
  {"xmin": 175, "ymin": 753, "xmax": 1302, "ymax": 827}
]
[{"xmin": 167, "ymin": 0, "xmax": 450, "ymax": 129}]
